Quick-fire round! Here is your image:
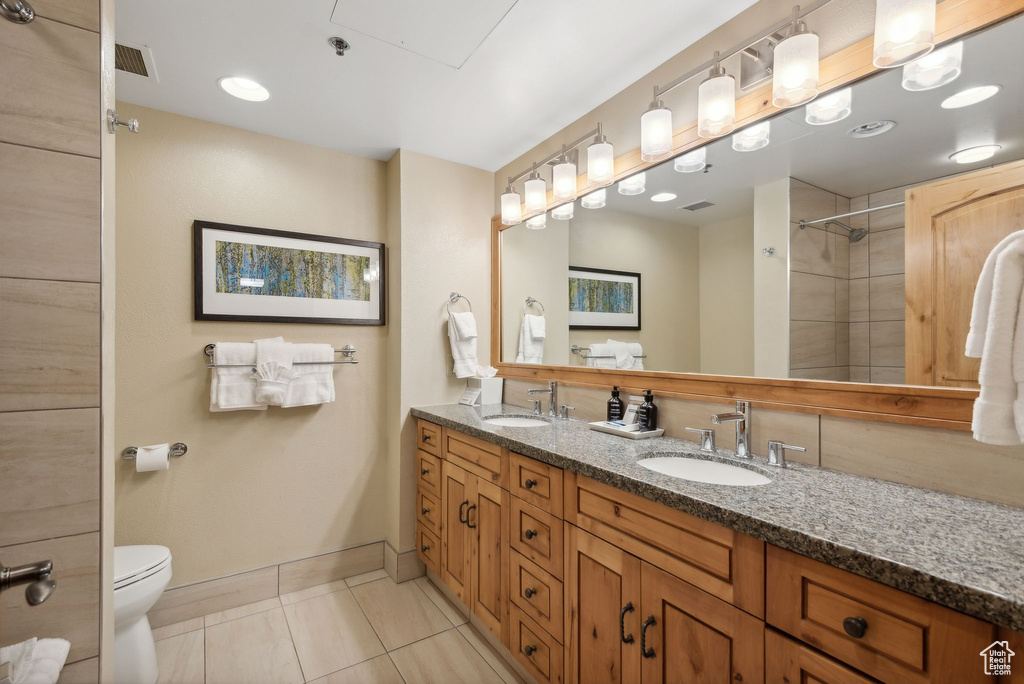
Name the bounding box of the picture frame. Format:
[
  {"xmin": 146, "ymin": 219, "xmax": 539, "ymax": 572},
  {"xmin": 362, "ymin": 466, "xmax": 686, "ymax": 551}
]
[
  {"xmin": 568, "ymin": 266, "xmax": 641, "ymax": 330},
  {"xmin": 193, "ymin": 220, "xmax": 385, "ymax": 325}
]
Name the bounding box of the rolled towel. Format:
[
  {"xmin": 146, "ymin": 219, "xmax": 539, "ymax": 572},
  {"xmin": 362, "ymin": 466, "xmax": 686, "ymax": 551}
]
[
  {"xmin": 966, "ymin": 230, "xmax": 1024, "ymax": 357},
  {"xmin": 210, "ymin": 342, "xmax": 266, "ymax": 412}
]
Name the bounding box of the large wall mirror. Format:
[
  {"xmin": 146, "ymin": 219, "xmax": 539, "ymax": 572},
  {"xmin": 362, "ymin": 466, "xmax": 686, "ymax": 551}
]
[{"xmin": 500, "ymin": 12, "xmax": 1023, "ymax": 396}]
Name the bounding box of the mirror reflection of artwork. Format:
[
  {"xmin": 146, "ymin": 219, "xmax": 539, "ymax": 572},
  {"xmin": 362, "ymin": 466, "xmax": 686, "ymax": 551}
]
[{"xmin": 568, "ymin": 267, "xmax": 641, "ymax": 330}]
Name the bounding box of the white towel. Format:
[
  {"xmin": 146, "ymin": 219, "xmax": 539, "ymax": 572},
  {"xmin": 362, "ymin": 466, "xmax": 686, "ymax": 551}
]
[
  {"xmin": 516, "ymin": 315, "xmax": 545, "ymax": 364},
  {"xmin": 585, "ymin": 343, "xmax": 616, "ymax": 369},
  {"xmin": 0, "ymin": 637, "xmax": 70, "ymax": 684},
  {"xmin": 210, "ymin": 342, "xmax": 266, "ymax": 412},
  {"xmin": 449, "ymin": 312, "xmax": 481, "ymax": 378},
  {"xmin": 966, "ymin": 230, "xmax": 1024, "ymax": 357},
  {"xmin": 281, "ymin": 344, "xmax": 335, "ymax": 407},
  {"xmin": 450, "ymin": 311, "xmax": 478, "ymax": 340},
  {"xmin": 254, "ymin": 337, "xmax": 296, "ymax": 405},
  {"xmin": 973, "ymin": 242, "xmax": 1024, "ymax": 444},
  {"xmin": 627, "ymin": 343, "xmax": 644, "ymax": 370},
  {"xmin": 606, "ymin": 339, "xmax": 632, "ymax": 369}
]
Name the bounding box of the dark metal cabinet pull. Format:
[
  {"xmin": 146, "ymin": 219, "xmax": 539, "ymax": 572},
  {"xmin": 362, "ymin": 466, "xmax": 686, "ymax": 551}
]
[
  {"xmin": 524, "ymin": 478, "xmax": 537, "ymax": 489},
  {"xmin": 524, "ymin": 587, "xmax": 536, "ymax": 599},
  {"xmin": 619, "ymin": 602, "xmax": 635, "ymax": 644},
  {"xmin": 458, "ymin": 501, "xmax": 468, "ymax": 524},
  {"xmin": 421, "ymin": 507, "xmax": 429, "ymax": 515},
  {"xmin": 421, "ymin": 432, "xmax": 432, "ymax": 443},
  {"xmin": 843, "ymin": 616, "xmax": 868, "ymax": 639},
  {"xmin": 524, "ymin": 645, "xmax": 536, "ymax": 657},
  {"xmin": 466, "ymin": 504, "xmax": 477, "ymax": 528},
  {"xmin": 640, "ymin": 615, "xmax": 657, "ymax": 658},
  {"xmin": 524, "ymin": 529, "xmax": 537, "ymax": 540},
  {"xmin": 420, "ymin": 468, "xmax": 429, "ymax": 475},
  {"xmin": 420, "ymin": 544, "xmax": 430, "ymax": 552}
]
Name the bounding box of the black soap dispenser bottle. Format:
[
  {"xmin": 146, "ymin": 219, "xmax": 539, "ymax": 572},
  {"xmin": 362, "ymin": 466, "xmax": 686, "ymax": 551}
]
[
  {"xmin": 638, "ymin": 390, "xmax": 659, "ymax": 430},
  {"xmin": 607, "ymin": 386, "xmax": 625, "ymax": 421}
]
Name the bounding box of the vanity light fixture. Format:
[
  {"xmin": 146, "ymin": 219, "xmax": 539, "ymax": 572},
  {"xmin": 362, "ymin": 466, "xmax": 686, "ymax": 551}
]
[
  {"xmin": 949, "ymin": 144, "xmax": 1000, "ymax": 164},
  {"xmin": 772, "ymin": 6, "xmax": 820, "ymax": 108},
  {"xmin": 732, "ymin": 121, "xmax": 771, "ymax": 152},
  {"xmin": 674, "ymin": 147, "xmax": 707, "ymax": 173},
  {"xmin": 526, "ymin": 214, "xmax": 547, "ymax": 230},
  {"xmin": 805, "ymin": 87, "xmax": 852, "ymax": 125},
  {"xmin": 581, "ymin": 188, "xmax": 607, "ymax": 209},
  {"xmin": 641, "ymin": 87, "xmax": 674, "ymax": 161},
  {"xmin": 552, "ymin": 149, "xmax": 578, "ymax": 203},
  {"xmin": 551, "ymin": 202, "xmax": 574, "ymax": 220},
  {"xmin": 872, "ymin": 0, "xmax": 936, "ymax": 67},
  {"xmin": 697, "ymin": 52, "xmax": 736, "ymax": 138},
  {"xmin": 618, "ymin": 172, "xmax": 646, "ymax": 196},
  {"xmin": 500, "ymin": 180, "xmax": 523, "ymax": 226},
  {"xmin": 218, "ymin": 76, "xmax": 271, "ymax": 102},
  {"xmin": 902, "ymin": 40, "xmax": 962, "ymax": 91},
  {"xmin": 524, "ymin": 167, "xmax": 547, "ymax": 214},
  {"xmin": 941, "ymin": 84, "xmax": 1000, "ymax": 109},
  {"xmin": 651, "ymin": 192, "xmax": 677, "ymax": 203},
  {"xmin": 587, "ymin": 124, "xmax": 615, "ymax": 186}
]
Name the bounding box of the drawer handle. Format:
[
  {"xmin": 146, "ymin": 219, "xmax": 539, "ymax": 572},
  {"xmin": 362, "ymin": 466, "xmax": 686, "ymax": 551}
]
[
  {"xmin": 458, "ymin": 501, "xmax": 468, "ymax": 524},
  {"xmin": 524, "ymin": 478, "xmax": 538, "ymax": 489},
  {"xmin": 524, "ymin": 645, "xmax": 536, "ymax": 657},
  {"xmin": 640, "ymin": 615, "xmax": 656, "ymax": 659},
  {"xmin": 843, "ymin": 616, "xmax": 868, "ymax": 639},
  {"xmin": 420, "ymin": 468, "xmax": 429, "ymax": 475},
  {"xmin": 619, "ymin": 602, "xmax": 635, "ymax": 644},
  {"xmin": 422, "ymin": 433, "xmax": 432, "ymax": 443},
  {"xmin": 420, "ymin": 544, "xmax": 430, "ymax": 552},
  {"xmin": 466, "ymin": 504, "xmax": 477, "ymax": 529},
  {"xmin": 524, "ymin": 587, "xmax": 537, "ymax": 599},
  {"xmin": 524, "ymin": 529, "xmax": 538, "ymax": 540},
  {"xmin": 421, "ymin": 507, "xmax": 429, "ymax": 515}
]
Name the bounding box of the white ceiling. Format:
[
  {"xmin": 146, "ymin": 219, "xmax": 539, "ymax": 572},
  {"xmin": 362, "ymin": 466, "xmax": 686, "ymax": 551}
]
[
  {"xmin": 114, "ymin": 0, "xmax": 759, "ymax": 171},
  {"xmin": 601, "ymin": 14, "xmax": 1024, "ymax": 227}
]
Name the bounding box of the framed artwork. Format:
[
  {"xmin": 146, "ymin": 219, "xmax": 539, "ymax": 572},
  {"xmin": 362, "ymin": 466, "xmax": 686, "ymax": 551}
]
[
  {"xmin": 568, "ymin": 266, "xmax": 641, "ymax": 330},
  {"xmin": 193, "ymin": 220, "xmax": 385, "ymax": 325}
]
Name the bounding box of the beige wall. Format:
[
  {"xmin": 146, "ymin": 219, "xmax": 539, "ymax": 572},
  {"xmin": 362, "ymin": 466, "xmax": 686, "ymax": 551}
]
[
  {"xmin": 753, "ymin": 178, "xmax": 790, "ymax": 377},
  {"xmin": 115, "ymin": 104, "xmax": 390, "ymax": 586},
  {"xmin": 698, "ymin": 215, "xmax": 754, "ymax": 376}
]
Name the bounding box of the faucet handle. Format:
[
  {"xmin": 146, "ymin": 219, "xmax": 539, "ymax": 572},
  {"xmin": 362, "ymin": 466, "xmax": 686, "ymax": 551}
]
[
  {"xmin": 684, "ymin": 427, "xmax": 716, "ymax": 453},
  {"xmin": 530, "ymin": 399, "xmax": 542, "ymax": 415},
  {"xmin": 767, "ymin": 440, "xmax": 805, "ymax": 467},
  {"xmin": 559, "ymin": 404, "xmax": 575, "ymax": 419}
]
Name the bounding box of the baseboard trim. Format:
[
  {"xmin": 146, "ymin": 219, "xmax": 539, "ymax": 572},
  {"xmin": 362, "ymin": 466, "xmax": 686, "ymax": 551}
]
[{"xmin": 384, "ymin": 539, "xmax": 425, "ymax": 583}]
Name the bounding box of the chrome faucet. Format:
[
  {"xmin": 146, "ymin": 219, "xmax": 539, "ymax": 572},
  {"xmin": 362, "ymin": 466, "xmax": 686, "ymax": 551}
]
[
  {"xmin": 711, "ymin": 401, "xmax": 751, "ymax": 458},
  {"xmin": 527, "ymin": 381, "xmax": 558, "ymax": 417}
]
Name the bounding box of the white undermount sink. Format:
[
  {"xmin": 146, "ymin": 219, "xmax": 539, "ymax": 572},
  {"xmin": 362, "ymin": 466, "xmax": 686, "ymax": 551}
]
[
  {"xmin": 484, "ymin": 416, "xmax": 551, "ymax": 428},
  {"xmin": 637, "ymin": 456, "xmax": 771, "ymax": 486}
]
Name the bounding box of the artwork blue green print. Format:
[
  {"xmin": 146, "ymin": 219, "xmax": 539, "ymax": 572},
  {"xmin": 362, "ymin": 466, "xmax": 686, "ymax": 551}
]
[
  {"xmin": 568, "ymin": 277, "xmax": 634, "ymax": 314},
  {"xmin": 215, "ymin": 240, "xmax": 371, "ymax": 301}
]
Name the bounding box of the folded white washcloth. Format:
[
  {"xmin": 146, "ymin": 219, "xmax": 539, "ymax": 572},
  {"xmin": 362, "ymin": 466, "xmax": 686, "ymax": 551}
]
[
  {"xmin": 516, "ymin": 315, "xmax": 545, "ymax": 364},
  {"xmin": 627, "ymin": 343, "xmax": 644, "ymax": 370},
  {"xmin": 966, "ymin": 230, "xmax": 1024, "ymax": 357},
  {"xmin": 281, "ymin": 344, "xmax": 335, "ymax": 408},
  {"xmin": 586, "ymin": 344, "xmax": 616, "ymax": 369},
  {"xmin": 210, "ymin": 342, "xmax": 266, "ymax": 412},
  {"xmin": 0, "ymin": 637, "xmax": 70, "ymax": 684},
  {"xmin": 254, "ymin": 337, "xmax": 296, "ymax": 405},
  {"xmin": 526, "ymin": 314, "xmax": 546, "ymax": 340},
  {"xmin": 449, "ymin": 313, "xmax": 481, "ymax": 378},
  {"xmin": 450, "ymin": 311, "xmax": 478, "ymax": 340},
  {"xmin": 606, "ymin": 339, "xmax": 632, "ymax": 369}
]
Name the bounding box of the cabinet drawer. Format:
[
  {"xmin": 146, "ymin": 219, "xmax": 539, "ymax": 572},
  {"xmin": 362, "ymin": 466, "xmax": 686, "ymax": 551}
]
[
  {"xmin": 767, "ymin": 545, "xmax": 995, "ymax": 683},
  {"xmin": 417, "ymin": 419, "xmax": 441, "ymax": 456},
  {"xmin": 510, "ymin": 497, "xmax": 563, "ymax": 579},
  {"xmin": 445, "ymin": 429, "xmax": 506, "ymax": 487},
  {"xmin": 416, "ymin": 489, "xmax": 441, "ymax": 537},
  {"xmin": 510, "ymin": 604, "xmax": 564, "ymax": 684},
  {"xmin": 509, "ymin": 452, "xmax": 563, "ymax": 518},
  {"xmin": 510, "ymin": 549, "xmax": 563, "ymax": 642},
  {"xmin": 766, "ymin": 629, "xmax": 874, "ymax": 684},
  {"xmin": 416, "ymin": 523, "xmax": 440, "ymax": 575},
  {"xmin": 566, "ymin": 473, "xmax": 764, "ymax": 616},
  {"xmin": 417, "ymin": 450, "xmax": 441, "ymax": 499}
]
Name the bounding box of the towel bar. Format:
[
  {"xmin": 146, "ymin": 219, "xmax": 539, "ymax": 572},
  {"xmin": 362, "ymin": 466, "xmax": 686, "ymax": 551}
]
[
  {"xmin": 122, "ymin": 443, "xmax": 188, "ymax": 461},
  {"xmin": 570, "ymin": 344, "xmax": 647, "ymax": 360},
  {"xmin": 204, "ymin": 343, "xmax": 358, "ymax": 367}
]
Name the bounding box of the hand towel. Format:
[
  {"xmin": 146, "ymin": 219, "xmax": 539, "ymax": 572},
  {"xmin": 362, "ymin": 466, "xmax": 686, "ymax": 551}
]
[
  {"xmin": 973, "ymin": 241, "xmax": 1024, "ymax": 444},
  {"xmin": 526, "ymin": 314, "xmax": 546, "ymax": 340},
  {"xmin": 966, "ymin": 230, "xmax": 1024, "ymax": 357},
  {"xmin": 210, "ymin": 342, "xmax": 266, "ymax": 412},
  {"xmin": 627, "ymin": 343, "xmax": 645, "ymax": 370},
  {"xmin": 606, "ymin": 339, "xmax": 632, "ymax": 369},
  {"xmin": 516, "ymin": 315, "xmax": 545, "ymax": 364},
  {"xmin": 585, "ymin": 343, "xmax": 616, "ymax": 369},
  {"xmin": 254, "ymin": 337, "xmax": 296, "ymax": 405},
  {"xmin": 0, "ymin": 637, "xmax": 70, "ymax": 684},
  {"xmin": 281, "ymin": 344, "xmax": 335, "ymax": 407},
  {"xmin": 449, "ymin": 312, "xmax": 481, "ymax": 378}
]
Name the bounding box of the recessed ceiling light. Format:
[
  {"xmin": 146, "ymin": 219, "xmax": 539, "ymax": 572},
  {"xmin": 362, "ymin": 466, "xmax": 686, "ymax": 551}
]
[
  {"xmin": 651, "ymin": 193, "xmax": 677, "ymax": 202},
  {"xmin": 846, "ymin": 120, "xmax": 896, "ymax": 138},
  {"xmin": 941, "ymin": 85, "xmax": 1000, "ymax": 109},
  {"xmin": 218, "ymin": 76, "xmax": 271, "ymax": 102},
  {"xmin": 949, "ymin": 144, "xmax": 1000, "ymax": 164}
]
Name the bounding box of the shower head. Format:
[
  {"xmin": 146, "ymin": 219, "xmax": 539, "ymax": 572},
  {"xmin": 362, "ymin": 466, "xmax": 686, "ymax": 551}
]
[{"xmin": 825, "ymin": 220, "xmax": 868, "ymax": 242}]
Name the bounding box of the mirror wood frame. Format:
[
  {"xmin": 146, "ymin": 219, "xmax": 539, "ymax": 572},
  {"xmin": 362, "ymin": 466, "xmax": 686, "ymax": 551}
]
[{"xmin": 490, "ymin": 0, "xmax": 1024, "ymax": 431}]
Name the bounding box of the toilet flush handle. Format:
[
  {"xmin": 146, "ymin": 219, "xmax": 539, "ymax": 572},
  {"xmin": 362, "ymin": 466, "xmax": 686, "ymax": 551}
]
[{"xmin": 0, "ymin": 559, "xmax": 56, "ymax": 605}]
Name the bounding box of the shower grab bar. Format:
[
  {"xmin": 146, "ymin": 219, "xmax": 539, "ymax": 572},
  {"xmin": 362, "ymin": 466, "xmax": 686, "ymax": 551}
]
[
  {"xmin": 798, "ymin": 201, "xmax": 905, "ymax": 229},
  {"xmin": 204, "ymin": 343, "xmax": 358, "ymax": 367},
  {"xmin": 571, "ymin": 344, "xmax": 646, "ymax": 360}
]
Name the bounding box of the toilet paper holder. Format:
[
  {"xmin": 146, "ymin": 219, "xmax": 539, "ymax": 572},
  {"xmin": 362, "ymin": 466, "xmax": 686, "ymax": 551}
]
[{"xmin": 122, "ymin": 443, "xmax": 188, "ymax": 461}]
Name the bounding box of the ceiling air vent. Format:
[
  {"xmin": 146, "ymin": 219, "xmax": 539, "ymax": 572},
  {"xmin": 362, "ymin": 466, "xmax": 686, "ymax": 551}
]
[
  {"xmin": 114, "ymin": 41, "xmax": 158, "ymax": 81},
  {"xmin": 680, "ymin": 200, "xmax": 715, "ymax": 211}
]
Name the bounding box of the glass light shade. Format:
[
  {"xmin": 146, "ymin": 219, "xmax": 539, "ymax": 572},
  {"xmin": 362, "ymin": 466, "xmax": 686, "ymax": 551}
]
[
  {"xmin": 805, "ymin": 87, "xmax": 852, "ymax": 125},
  {"xmin": 500, "ymin": 189, "xmax": 522, "ymax": 226},
  {"xmin": 552, "ymin": 160, "xmax": 577, "ymax": 202},
  {"xmin": 732, "ymin": 121, "xmax": 770, "ymax": 152},
  {"xmin": 697, "ymin": 74, "xmax": 736, "ymax": 138},
  {"xmin": 873, "ymin": 0, "xmax": 936, "ymax": 67},
  {"xmin": 902, "ymin": 40, "xmax": 962, "ymax": 90},
  {"xmin": 526, "ymin": 214, "xmax": 547, "ymax": 230},
  {"xmin": 772, "ymin": 32, "xmax": 819, "ymax": 107},
  {"xmin": 640, "ymin": 105, "xmax": 673, "ymax": 161},
  {"xmin": 581, "ymin": 188, "xmax": 606, "ymax": 209},
  {"xmin": 587, "ymin": 141, "xmax": 615, "ymax": 186},
  {"xmin": 524, "ymin": 176, "xmax": 547, "ymax": 213},
  {"xmin": 674, "ymin": 147, "xmax": 706, "ymax": 173},
  {"xmin": 618, "ymin": 172, "xmax": 646, "ymax": 196},
  {"xmin": 551, "ymin": 202, "xmax": 574, "ymax": 220}
]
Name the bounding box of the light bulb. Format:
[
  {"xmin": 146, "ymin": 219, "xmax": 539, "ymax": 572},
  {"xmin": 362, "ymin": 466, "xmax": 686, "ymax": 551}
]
[
  {"xmin": 587, "ymin": 135, "xmax": 615, "ymax": 186},
  {"xmin": 524, "ymin": 173, "xmax": 547, "ymax": 214},
  {"xmin": 806, "ymin": 87, "xmax": 852, "ymax": 125},
  {"xmin": 732, "ymin": 121, "xmax": 770, "ymax": 152},
  {"xmin": 640, "ymin": 89, "xmax": 673, "ymax": 162},
  {"xmin": 581, "ymin": 188, "xmax": 606, "ymax": 209},
  {"xmin": 873, "ymin": 0, "xmax": 936, "ymax": 67},
  {"xmin": 552, "ymin": 159, "xmax": 577, "ymax": 203},
  {"xmin": 551, "ymin": 202, "xmax": 574, "ymax": 220},
  {"xmin": 772, "ymin": 28, "xmax": 819, "ymax": 108},
  {"xmin": 500, "ymin": 186, "xmax": 522, "ymax": 226},
  {"xmin": 218, "ymin": 76, "xmax": 271, "ymax": 102},
  {"xmin": 902, "ymin": 41, "xmax": 962, "ymax": 91},
  {"xmin": 618, "ymin": 172, "xmax": 646, "ymax": 196},
  {"xmin": 526, "ymin": 214, "xmax": 547, "ymax": 230},
  {"xmin": 674, "ymin": 147, "xmax": 706, "ymax": 173},
  {"xmin": 697, "ymin": 60, "xmax": 735, "ymax": 138}
]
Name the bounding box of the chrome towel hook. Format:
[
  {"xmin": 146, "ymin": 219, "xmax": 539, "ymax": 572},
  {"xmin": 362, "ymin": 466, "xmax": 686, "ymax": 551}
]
[
  {"xmin": 0, "ymin": 0, "xmax": 34, "ymax": 23},
  {"xmin": 108, "ymin": 109, "xmax": 140, "ymax": 135}
]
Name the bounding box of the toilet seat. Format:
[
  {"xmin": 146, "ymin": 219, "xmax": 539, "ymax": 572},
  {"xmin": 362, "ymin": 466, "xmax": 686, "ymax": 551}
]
[{"xmin": 114, "ymin": 545, "xmax": 171, "ymax": 591}]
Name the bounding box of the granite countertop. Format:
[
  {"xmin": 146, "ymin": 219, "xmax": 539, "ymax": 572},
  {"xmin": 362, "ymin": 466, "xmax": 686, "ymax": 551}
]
[{"xmin": 411, "ymin": 403, "xmax": 1024, "ymax": 631}]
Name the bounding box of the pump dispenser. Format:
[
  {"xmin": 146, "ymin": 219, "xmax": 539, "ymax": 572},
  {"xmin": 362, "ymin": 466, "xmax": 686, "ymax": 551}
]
[{"xmin": 607, "ymin": 386, "xmax": 625, "ymax": 421}]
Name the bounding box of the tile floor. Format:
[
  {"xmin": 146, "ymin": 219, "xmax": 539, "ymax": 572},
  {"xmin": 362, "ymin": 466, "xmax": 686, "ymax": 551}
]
[{"xmin": 152, "ymin": 570, "xmax": 525, "ymax": 684}]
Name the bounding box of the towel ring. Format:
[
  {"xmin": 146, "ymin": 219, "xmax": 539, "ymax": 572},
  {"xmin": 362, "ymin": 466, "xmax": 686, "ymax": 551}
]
[
  {"xmin": 447, "ymin": 292, "xmax": 472, "ymax": 315},
  {"xmin": 524, "ymin": 297, "xmax": 545, "ymax": 314}
]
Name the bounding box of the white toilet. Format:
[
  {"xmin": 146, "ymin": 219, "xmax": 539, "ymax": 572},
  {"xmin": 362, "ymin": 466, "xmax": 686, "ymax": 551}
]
[{"xmin": 114, "ymin": 545, "xmax": 172, "ymax": 684}]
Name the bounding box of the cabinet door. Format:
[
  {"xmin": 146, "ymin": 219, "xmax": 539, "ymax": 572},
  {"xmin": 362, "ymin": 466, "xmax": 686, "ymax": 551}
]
[
  {"xmin": 566, "ymin": 526, "xmax": 642, "ymax": 684},
  {"xmin": 441, "ymin": 461, "xmax": 472, "ymax": 605},
  {"xmin": 470, "ymin": 476, "xmax": 510, "ymax": 646},
  {"xmin": 640, "ymin": 562, "xmax": 764, "ymax": 684},
  {"xmin": 766, "ymin": 630, "xmax": 874, "ymax": 684}
]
